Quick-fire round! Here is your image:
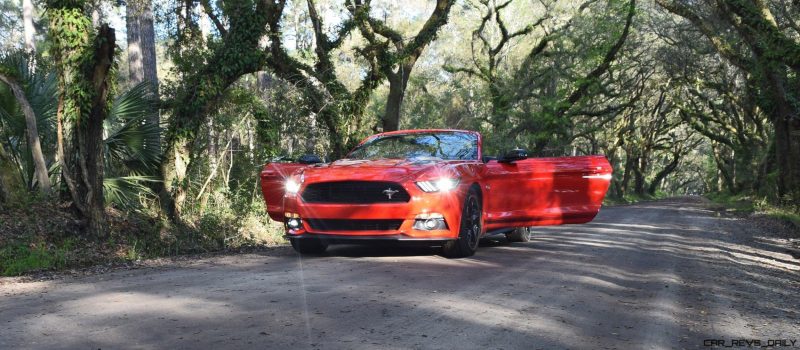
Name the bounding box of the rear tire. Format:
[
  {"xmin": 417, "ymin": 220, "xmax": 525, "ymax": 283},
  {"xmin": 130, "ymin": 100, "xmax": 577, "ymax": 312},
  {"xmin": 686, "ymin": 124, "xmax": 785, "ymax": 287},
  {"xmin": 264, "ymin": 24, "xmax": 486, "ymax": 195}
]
[
  {"xmin": 505, "ymin": 227, "xmax": 532, "ymax": 242},
  {"xmin": 442, "ymin": 188, "xmax": 482, "ymax": 258},
  {"xmin": 289, "ymin": 238, "xmax": 328, "ymax": 254}
]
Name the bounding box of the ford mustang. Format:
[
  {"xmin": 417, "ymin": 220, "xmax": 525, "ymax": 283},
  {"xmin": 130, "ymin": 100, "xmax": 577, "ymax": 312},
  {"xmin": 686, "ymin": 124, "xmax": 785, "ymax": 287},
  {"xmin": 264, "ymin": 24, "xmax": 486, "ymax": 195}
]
[{"xmin": 260, "ymin": 129, "xmax": 612, "ymax": 257}]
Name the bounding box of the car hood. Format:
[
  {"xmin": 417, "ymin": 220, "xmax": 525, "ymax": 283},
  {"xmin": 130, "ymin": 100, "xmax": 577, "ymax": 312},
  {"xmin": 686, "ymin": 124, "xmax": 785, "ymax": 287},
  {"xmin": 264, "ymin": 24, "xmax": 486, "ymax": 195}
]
[{"xmin": 299, "ymin": 158, "xmax": 447, "ymax": 184}]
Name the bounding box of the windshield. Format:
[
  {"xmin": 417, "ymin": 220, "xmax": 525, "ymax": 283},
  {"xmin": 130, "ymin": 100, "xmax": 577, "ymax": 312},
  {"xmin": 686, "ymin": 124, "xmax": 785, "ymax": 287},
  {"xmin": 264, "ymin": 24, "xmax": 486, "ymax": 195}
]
[{"xmin": 347, "ymin": 132, "xmax": 479, "ymax": 161}]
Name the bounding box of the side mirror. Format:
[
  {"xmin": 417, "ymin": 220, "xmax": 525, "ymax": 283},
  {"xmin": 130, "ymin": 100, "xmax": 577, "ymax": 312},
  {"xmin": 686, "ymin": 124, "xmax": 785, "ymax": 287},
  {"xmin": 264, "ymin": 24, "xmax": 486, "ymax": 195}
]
[
  {"xmin": 297, "ymin": 154, "xmax": 324, "ymax": 164},
  {"xmin": 498, "ymin": 148, "xmax": 528, "ymax": 163},
  {"xmin": 270, "ymin": 155, "xmax": 294, "ymax": 163}
]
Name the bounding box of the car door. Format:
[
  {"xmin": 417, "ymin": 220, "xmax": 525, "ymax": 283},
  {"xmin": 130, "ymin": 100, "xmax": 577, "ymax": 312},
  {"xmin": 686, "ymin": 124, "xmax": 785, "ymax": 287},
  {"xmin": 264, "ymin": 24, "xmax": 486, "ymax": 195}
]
[
  {"xmin": 483, "ymin": 155, "xmax": 612, "ymax": 228},
  {"xmin": 260, "ymin": 162, "xmax": 306, "ymax": 221}
]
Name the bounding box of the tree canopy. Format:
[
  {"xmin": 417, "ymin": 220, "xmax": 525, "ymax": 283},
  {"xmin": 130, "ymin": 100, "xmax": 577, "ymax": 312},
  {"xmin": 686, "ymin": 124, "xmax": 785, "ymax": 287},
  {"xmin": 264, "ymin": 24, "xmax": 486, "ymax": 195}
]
[{"xmin": 0, "ymin": 0, "xmax": 798, "ymax": 239}]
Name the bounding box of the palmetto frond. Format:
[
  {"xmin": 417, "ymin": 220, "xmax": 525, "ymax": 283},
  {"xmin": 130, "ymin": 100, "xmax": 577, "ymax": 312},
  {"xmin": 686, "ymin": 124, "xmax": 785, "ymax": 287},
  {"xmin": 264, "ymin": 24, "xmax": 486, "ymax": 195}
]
[
  {"xmin": 104, "ymin": 81, "xmax": 161, "ymax": 177},
  {"xmin": 102, "ymin": 82, "xmax": 162, "ymax": 207},
  {"xmin": 103, "ymin": 175, "xmax": 159, "ymax": 207}
]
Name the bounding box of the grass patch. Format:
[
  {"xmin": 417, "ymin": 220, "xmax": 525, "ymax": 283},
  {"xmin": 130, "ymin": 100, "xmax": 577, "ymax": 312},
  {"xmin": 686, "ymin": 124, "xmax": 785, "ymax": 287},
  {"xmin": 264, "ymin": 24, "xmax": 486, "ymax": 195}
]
[
  {"xmin": 603, "ymin": 192, "xmax": 661, "ymax": 206},
  {"xmin": 763, "ymin": 208, "xmax": 800, "ymax": 228},
  {"xmin": 0, "ymin": 239, "xmax": 74, "ymax": 276},
  {"xmin": 0, "ymin": 200, "xmax": 287, "ymax": 277},
  {"xmin": 706, "ymin": 192, "xmax": 799, "ymax": 229},
  {"xmin": 705, "ymin": 192, "xmax": 756, "ymax": 214}
]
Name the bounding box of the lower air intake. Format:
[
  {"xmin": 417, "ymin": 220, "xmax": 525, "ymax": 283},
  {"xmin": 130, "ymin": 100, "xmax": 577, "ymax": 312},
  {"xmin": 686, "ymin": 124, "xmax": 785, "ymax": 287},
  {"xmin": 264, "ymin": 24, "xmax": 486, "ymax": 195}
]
[{"xmin": 306, "ymin": 219, "xmax": 403, "ymax": 231}]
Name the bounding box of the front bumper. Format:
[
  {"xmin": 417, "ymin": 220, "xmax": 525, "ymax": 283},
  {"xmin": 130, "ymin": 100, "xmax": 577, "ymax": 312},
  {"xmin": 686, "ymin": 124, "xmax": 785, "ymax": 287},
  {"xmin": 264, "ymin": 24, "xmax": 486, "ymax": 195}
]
[
  {"xmin": 282, "ymin": 182, "xmax": 466, "ymax": 240},
  {"xmin": 284, "ymin": 233, "xmax": 453, "ymax": 245}
]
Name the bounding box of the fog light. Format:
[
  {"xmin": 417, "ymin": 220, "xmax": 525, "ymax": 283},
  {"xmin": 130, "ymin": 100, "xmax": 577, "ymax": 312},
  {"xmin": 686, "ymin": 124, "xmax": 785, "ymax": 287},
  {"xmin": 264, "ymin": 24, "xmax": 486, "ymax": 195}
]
[
  {"xmin": 287, "ymin": 218, "xmax": 302, "ymax": 230},
  {"xmin": 413, "ymin": 217, "xmax": 447, "ymax": 230},
  {"xmin": 424, "ymin": 219, "xmax": 437, "ymax": 229}
]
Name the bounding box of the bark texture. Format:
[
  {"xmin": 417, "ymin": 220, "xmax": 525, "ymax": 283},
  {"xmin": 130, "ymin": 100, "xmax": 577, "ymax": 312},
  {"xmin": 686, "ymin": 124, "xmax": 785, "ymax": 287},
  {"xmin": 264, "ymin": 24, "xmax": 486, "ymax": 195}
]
[
  {"xmin": 126, "ymin": 0, "xmax": 160, "ymax": 144},
  {"xmin": 0, "ymin": 73, "xmax": 52, "ymax": 194},
  {"xmin": 22, "ymin": 0, "xmax": 36, "ymax": 53},
  {"xmin": 47, "ymin": 0, "xmax": 117, "ymax": 236},
  {"xmin": 77, "ymin": 24, "xmax": 116, "ymax": 236}
]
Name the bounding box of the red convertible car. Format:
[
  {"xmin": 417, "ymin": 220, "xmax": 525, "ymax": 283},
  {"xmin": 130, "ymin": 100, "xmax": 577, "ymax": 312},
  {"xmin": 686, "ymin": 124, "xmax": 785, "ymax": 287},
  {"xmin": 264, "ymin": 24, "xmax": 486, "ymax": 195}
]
[{"xmin": 261, "ymin": 129, "xmax": 612, "ymax": 257}]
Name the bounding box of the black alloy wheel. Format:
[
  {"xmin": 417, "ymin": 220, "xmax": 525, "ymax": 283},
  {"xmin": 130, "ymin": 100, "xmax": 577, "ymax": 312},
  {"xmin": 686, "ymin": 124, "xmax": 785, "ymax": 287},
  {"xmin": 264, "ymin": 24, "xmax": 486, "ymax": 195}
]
[{"xmin": 442, "ymin": 188, "xmax": 482, "ymax": 258}]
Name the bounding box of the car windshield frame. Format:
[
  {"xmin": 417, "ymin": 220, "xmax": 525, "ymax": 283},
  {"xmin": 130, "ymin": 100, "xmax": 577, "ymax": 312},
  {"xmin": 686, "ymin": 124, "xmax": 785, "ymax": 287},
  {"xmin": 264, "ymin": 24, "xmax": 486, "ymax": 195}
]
[{"xmin": 346, "ymin": 131, "xmax": 479, "ymax": 161}]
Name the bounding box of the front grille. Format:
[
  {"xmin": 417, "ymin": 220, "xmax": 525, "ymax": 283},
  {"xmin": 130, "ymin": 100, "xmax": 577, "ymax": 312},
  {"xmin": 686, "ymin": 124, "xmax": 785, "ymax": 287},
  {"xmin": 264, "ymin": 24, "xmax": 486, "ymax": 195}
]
[
  {"xmin": 306, "ymin": 219, "xmax": 404, "ymax": 231},
  {"xmin": 301, "ymin": 181, "xmax": 410, "ymax": 204}
]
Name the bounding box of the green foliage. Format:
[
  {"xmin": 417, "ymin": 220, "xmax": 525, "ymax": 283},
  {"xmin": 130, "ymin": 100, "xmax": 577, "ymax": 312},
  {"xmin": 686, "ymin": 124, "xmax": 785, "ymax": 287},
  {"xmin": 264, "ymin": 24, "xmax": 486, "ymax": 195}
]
[
  {"xmin": 707, "ymin": 191, "xmax": 800, "ymax": 222},
  {"xmin": 765, "ymin": 210, "xmax": 800, "ymax": 228},
  {"xmin": 46, "ymin": 0, "xmax": 95, "ymax": 124},
  {"xmin": 164, "ymin": 0, "xmax": 270, "ymax": 143},
  {"xmin": 105, "ymin": 82, "xmax": 160, "ymax": 174},
  {"xmin": 603, "ymin": 192, "xmax": 662, "ymax": 206},
  {"xmin": 194, "ymin": 198, "xmax": 286, "ymax": 249},
  {"xmin": 0, "ymin": 0, "xmax": 22, "ymax": 51},
  {"xmin": 442, "ymin": 0, "xmax": 637, "ymax": 156},
  {"xmin": 0, "ymin": 51, "xmax": 58, "ymax": 190},
  {"xmin": 707, "ymin": 192, "xmax": 759, "ymax": 214},
  {"xmin": 1, "ymin": 54, "xmax": 159, "ymax": 207},
  {"xmin": 102, "ymin": 81, "xmax": 161, "ymax": 207},
  {"xmin": 0, "ymin": 238, "xmax": 73, "ymax": 276},
  {"xmin": 103, "ymin": 176, "xmax": 159, "ymax": 207}
]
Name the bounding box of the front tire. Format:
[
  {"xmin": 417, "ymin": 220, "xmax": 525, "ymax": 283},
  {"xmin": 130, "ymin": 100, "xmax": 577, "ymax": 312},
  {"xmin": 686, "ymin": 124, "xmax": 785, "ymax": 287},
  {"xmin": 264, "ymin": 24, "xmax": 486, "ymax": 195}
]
[
  {"xmin": 289, "ymin": 238, "xmax": 328, "ymax": 254},
  {"xmin": 442, "ymin": 188, "xmax": 482, "ymax": 258},
  {"xmin": 506, "ymin": 227, "xmax": 532, "ymax": 242}
]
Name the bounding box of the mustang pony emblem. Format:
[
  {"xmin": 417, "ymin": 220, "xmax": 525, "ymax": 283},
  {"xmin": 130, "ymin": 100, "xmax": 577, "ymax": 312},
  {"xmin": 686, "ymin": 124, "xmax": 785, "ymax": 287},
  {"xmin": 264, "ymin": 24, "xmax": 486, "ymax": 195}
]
[{"xmin": 383, "ymin": 188, "xmax": 399, "ymax": 199}]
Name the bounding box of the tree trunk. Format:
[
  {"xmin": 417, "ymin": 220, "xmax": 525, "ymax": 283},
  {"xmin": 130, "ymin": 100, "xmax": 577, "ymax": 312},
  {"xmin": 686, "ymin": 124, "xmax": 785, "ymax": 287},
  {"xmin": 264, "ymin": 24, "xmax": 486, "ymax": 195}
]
[
  {"xmin": 47, "ymin": 0, "xmax": 115, "ymax": 236},
  {"xmin": 0, "ymin": 175, "xmax": 6, "ymax": 205},
  {"xmin": 56, "ymin": 95, "xmax": 84, "ymax": 214},
  {"xmin": 207, "ymin": 117, "xmax": 217, "ymax": 170},
  {"xmin": 317, "ymin": 108, "xmax": 347, "ymax": 159},
  {"xmin": 647, "ymin": 154, "xmax": 680, "ymax": 195},
  {"xmin": 382, "ymin": 66, "xmax": 413, "ymax": 132},
  {"xmin": 759, "ymin": 63, "xmax": 799, "ymax": 204},
  {"xmin": 304, "ymin": 111, "xmax": 316, "ymax": 154},
  {"xmin": 0, "ymin": 73, "xmax": 51, "ymax": 194},
  {"xmin": 22, "ymin": 0, "xmax": 36, "ymax": 53},
  {"xmin": 773, "ymin": 116, "xmax": 800, "ymax": 204},
  {"xmin": 711, "ymin": 143, "xmax": 736, "ymax": 193},
  {"xmin": 126, "ymin": 0, "xmax": 160, "ymax": 146},
  {"xmin": 633, "ymin": 158, "xmax": 646, "ymax": 196},
  {"xmin": 382, "ymin": 72, "xmax": 405, "ymax": 132},
  {"xmin": 753, "ymin": 137, "xmax": 774, "ymax": 193},
  {"xmin": 0, "ymin": 143, "xmax": 20, "ymax": 203},
  {"xmin": 488, "ymin": 78, "xmax": 509, "ymax": 131},
  {"xmin": 359, "ymin": 0, "xmax": 454, "ymax": 132},
  {"xmin": 619, "ymin": 155, "xmax": 634, "ymax": 198},
  {"xmin": 161, "ymin": 139, "xmax": 189, "ymax": 218},
  {"xmin": 80, "ymin": 24, "xmax": 116, "ymax": 237}
]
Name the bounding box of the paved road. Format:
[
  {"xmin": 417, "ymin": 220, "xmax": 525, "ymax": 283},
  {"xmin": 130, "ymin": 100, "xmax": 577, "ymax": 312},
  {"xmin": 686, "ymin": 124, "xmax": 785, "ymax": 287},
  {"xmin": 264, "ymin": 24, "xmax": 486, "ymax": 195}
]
[{"xmin": 2, "ymin": 197, "xmax": 799, "ymax": 349}]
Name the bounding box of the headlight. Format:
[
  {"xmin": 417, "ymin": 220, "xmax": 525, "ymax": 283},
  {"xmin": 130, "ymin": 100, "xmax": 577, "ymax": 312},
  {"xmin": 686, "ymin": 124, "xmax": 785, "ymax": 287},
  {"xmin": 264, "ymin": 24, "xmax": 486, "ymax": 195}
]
[
  {"xmin": 285, "ymin": 173, "xmax": 304, "ymax": 194},
  {"xmin": 416, "ymin": 177, "xmax": 460, "ymax": 192},
  {"xmin": 435, "ymin": 178, "xmax": 459, "ymax": 191},
  {"xmin": 285, "ymin": 179, "xmax": 301, "ymax": 194}
]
